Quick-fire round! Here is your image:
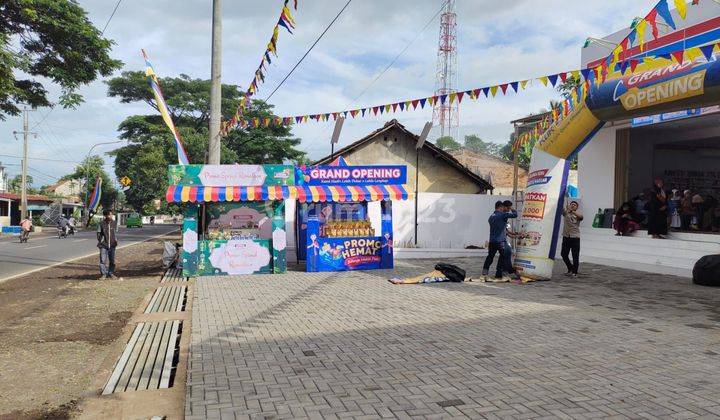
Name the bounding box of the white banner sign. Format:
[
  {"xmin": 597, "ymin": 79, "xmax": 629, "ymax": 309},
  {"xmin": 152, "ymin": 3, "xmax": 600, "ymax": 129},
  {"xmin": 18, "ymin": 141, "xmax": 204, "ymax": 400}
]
[
  {"xmin": 209, "ymin": 239, "xmax": 271, "ymax": 275},
  {"xmin": 199, "ymin": 165, "xmax": 267, "ymax": 186},
  {"xmin": 514, "ymin": 148, "xmax": 569, "ymax": 280}
]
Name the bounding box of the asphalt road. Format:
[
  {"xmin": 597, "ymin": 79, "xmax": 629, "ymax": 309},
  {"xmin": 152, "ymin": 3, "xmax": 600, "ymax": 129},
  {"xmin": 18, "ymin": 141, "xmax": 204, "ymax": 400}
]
[{"xmin": 0, "ymin": 225, "xmax": 179, "ymax": 283}]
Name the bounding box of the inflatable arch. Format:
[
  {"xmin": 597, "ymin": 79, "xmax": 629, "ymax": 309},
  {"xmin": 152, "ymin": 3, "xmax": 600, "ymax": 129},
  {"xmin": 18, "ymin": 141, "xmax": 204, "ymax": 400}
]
[{"xmin": 514, "ymin": 54, "xmax": 720, "ymax": 280}]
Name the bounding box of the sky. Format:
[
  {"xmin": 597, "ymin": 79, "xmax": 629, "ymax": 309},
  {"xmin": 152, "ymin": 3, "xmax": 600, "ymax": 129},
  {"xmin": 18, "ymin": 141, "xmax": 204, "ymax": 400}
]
[{"xmin": 0, "ymin": 0, "xmax": 645, "ymax": 187}]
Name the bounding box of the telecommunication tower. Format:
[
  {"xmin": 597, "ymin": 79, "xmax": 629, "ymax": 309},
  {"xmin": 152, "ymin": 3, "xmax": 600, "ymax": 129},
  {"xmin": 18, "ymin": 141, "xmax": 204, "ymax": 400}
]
[{"xmin": 432, "ymin": 0, "xmax": 459, "ymax": 141}]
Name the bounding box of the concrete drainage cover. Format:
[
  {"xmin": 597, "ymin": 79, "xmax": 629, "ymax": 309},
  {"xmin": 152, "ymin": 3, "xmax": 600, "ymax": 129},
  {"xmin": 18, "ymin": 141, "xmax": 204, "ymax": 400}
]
[
  {"xmin": 145, "ymin": 286, "xmax": 187, "ymax": 313},
  {"xmin": 161, "ymin": 267, "xmax": 188, "ymax": 283},
  {"xmin": 102, "ymin": 321, "xmax": 181, "ymax": 394}
]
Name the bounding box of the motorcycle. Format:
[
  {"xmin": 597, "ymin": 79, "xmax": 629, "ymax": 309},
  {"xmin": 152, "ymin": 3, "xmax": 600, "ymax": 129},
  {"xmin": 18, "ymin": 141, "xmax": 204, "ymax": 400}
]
[{"xmin": 57, "ymin": 226, "xmax": 69, "ymax": 239}]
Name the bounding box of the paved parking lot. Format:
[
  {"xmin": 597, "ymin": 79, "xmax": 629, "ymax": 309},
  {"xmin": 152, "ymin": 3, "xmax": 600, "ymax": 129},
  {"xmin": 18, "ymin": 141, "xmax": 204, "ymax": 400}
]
[{"xmin": 186, "ymin": 259, "xmax": 720, "ymax": 419}]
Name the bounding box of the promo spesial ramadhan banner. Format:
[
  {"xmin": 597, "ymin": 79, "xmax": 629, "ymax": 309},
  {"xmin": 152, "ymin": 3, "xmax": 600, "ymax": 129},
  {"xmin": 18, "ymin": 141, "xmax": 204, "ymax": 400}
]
[{"xmin": 168, "ymin": 164, "xmax": 295, "ymax": 187}]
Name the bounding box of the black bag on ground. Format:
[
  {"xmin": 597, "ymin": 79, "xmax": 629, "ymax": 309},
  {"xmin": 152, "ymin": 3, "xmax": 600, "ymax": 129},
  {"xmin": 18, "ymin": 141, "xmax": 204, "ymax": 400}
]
[
  {"xmin": 693, "ymin": 255, "xmax": 720, "ymax": 287},
  {"xmin": 434, "ymin": 263, "xmax": 466, "ymax": 282}
]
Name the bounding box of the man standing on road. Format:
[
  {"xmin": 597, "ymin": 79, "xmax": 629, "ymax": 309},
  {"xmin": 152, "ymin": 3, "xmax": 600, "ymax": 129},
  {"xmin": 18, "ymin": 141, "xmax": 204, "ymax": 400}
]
[
  {"xmin": 482, "ymin": 201, "xmax": 520, "ymax": 281},
  {"xmin": 97, "ymin": 209, "xmax": 119, "ymax": 280}
]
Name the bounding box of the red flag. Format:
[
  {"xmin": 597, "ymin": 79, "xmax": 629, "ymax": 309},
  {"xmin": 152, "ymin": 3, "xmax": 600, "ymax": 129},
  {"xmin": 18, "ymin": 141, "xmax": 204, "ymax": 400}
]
[
  {"xmin": 456, "ymin": 91, "xmax": 464, "ymax": 103},
  {"xmin": 646, "ymin": 9, "xmax": 659, "ymax": 39},
  {"xmin": 559, "ymin": 72, "xmax": 568, "ymax": 84},
  {"xmin": 411, "ymin": 99, "xmax": 419, "ymax": 109},
  {"xmin": 671, "ymin": 50, "xmax": 684, "ymax": 64},
  {"xmin": 630, "ymin": 59, "xmax": 639, "ymax": 73},
  {"xmin": 499, "ymin": 84, "xmax": 508, "ymax": 95},
  {"xmin": 391, "ymin": 103, "xmax": 398, "ymax": 113}
]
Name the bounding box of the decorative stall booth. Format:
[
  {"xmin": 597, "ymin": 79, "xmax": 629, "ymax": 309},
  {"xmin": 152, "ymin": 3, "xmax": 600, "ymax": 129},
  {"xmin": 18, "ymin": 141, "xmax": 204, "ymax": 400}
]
[
  {"xmin": 295, "ymin": 160, "xmax": 410, "ymax": 272},
  {"xmin": 166, "ymin": 160, "xmax": 410, "ymax": 276},
  {"xmin": 167, "ymin": 164, "xmax": 294, "ymax": 276}
]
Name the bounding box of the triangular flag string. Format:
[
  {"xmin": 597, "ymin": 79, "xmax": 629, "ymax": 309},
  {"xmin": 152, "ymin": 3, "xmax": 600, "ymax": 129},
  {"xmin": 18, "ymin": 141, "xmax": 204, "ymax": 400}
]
[
  {"xmin": 227, "ymin": 40, "xmax": 711, "ymax": 132},
  {"xmin": 221, "ymin": 0, "xmax": 299, "ymax": 135}
]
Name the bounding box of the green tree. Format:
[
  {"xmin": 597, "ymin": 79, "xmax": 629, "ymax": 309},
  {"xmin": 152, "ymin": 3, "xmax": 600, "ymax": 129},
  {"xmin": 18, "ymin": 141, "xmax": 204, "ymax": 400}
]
[
  {"xmin": 0, "ymin": 0, "xmax": 122, "ymax": 118},
  {"xmin": 8, "ymin": 174, "xmax": 36, "ymax": 193},
  {"xmin": 435, "ymin": 136, "xmax": 461, "ymax": 151},
  {"xmin": 63, "ymin": 155, "xmax": 118, "ymax": 210},
  {"xmin": 106, "ymin": 72, "xmax": 306, "ymax": 213},
  {"xmin": 464, "ymin": 134, "xmax": 502, "ymax": 156}
]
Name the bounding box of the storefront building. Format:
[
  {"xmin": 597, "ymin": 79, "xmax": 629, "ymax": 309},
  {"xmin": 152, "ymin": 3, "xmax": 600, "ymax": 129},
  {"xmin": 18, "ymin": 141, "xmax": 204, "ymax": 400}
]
[{"xmin": 575, "ymin": 3, "xmax": 720, "ymax": 276}]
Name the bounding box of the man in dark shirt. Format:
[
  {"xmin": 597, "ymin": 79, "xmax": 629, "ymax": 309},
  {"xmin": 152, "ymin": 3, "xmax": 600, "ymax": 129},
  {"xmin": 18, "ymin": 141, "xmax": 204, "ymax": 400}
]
[
  {"xmin": 97, "ymin": 209, "xmax": 119, "ymax": 279},
  {"xmin": 482, "ymin": 201, "xmax": 520, "ymax": 281}
]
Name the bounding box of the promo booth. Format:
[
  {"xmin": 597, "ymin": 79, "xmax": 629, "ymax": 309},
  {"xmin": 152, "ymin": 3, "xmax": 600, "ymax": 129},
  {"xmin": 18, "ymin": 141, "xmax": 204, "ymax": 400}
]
[
  {"xmin": 295, "ymin": 160, "xmax": 410, "ymax": 272},
  {"xmin": 166, "ymin": 161, "xmax": 411, "ymax": 277}
]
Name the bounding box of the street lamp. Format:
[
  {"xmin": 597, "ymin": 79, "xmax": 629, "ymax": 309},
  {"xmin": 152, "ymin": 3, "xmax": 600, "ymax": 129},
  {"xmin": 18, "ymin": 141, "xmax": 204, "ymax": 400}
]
[{"xmin": 83, "ymin": 140, "xmax": 126, "ymax": 225}]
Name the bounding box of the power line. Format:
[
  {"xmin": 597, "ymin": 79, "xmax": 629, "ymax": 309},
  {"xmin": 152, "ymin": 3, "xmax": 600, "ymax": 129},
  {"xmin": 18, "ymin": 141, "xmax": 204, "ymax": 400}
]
[
  {"xmin": 101, "ymin": 0, "xmax": 123, "ymax": 36},
  {"xmin": 34, "ymin": 126, "xmax": 78, "ymax": 163},
  {"xmin": 31, "ymin": 108, "xmax": 52, "ymax": 129},
  {"xmin": 29, "ymin": 113, "xmax": 82, "ymax": 163},
  {"xmin": 347, "ymin": 0, "xmax": 448, "ymax": 107},
  {"xmin": 313, "ymin": 1, "xmax": 448, "ymax": 142},
  {"xmin": 34, "ymin": 119, "xmax": 75, "ymax": 161},
  {"xmin": 28, "ymin": 166, "xmax": 59, "ymax": 181},
  {"xmin": 265, "ymin": 0, "xmax": 353, "ymax": 102},
  {"xmin": 0, "ymin": 153, "xmax": 79, "ymax": 164}
]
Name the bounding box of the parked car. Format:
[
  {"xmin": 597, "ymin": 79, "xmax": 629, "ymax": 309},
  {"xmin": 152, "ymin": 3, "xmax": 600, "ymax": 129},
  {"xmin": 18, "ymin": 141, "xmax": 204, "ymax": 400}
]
[{"xmin": 125, "ymin": 213, "xmax": 143, "ymax": 228}]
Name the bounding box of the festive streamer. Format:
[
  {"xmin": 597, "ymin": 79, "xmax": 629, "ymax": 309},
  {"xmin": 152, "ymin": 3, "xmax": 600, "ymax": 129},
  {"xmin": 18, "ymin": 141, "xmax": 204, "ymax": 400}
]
[
  {"xmin": 606, "ymin": 0, "xmax": 702, "ymax": 69},
  {"xmin": 221, "ymin": 0, "xmax": 702, "ymax": 136},
  {"xmin": 87, "ymin": 177, "xmax": 103, "ymax": 212},
  {"xmin": 221, "ymin": 0, "xmax": 298, "ymax": 134},
  {"xmin": 227, "ymin": 41, "xmax": 718, "ymax": 132},
  {"xmin": 142, "ymin": 49, "xmax": 190, "ymax": 165}
]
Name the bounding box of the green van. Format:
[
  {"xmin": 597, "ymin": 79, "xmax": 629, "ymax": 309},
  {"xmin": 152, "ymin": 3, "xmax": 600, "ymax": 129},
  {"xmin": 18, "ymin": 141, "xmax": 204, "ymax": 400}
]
[{"xmin": 125, "ymin": 213, "xmax": 143, "ymax": 228}]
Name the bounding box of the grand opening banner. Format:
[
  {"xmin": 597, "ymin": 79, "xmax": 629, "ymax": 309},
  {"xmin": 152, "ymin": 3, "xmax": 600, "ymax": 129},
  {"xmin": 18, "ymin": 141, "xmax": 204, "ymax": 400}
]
[{"xmin": 298, "ymin": 165, "xmax": 407, "ymax": 185}]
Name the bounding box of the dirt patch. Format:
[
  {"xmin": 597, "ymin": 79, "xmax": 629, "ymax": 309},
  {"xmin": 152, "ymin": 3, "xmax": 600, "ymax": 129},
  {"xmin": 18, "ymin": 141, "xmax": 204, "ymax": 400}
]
[
  {"xmin": 0, "ymin": 234, "xmax": 178, "ymax": 417},
  {"xmin": 0, "ymin": 400, "xmax": 78, "ymax": 420},
  {"xmin": 46, "ymin": 311, "xmax": 134, "ymax": 345}
]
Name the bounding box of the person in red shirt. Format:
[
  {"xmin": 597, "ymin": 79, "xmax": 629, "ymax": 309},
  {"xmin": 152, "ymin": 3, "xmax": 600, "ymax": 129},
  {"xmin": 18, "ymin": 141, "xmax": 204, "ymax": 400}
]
[{"xmin": 19, "ymin": 217, "xmax": 32, "ymax": 243}]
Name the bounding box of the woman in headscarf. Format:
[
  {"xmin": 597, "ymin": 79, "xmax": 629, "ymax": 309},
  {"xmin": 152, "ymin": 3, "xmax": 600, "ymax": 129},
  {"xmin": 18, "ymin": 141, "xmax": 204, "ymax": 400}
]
[
  {"xmin": 647, "ymin": 179, "xmax": 668, "ymax": 239},
  {"xmin": 613, "ymin": 201, "xmax": 639, "ymax": 236}
]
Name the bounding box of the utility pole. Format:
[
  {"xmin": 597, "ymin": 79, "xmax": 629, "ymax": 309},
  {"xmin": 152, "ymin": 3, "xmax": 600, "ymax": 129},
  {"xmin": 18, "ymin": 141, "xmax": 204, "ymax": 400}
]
[
  {"xmin": 13, "ymin": 108, "xmax": 35, "ymax": 221},
  {"xmin": 208, "ymin": 0, "xmax": 222, "ymax": 164}
]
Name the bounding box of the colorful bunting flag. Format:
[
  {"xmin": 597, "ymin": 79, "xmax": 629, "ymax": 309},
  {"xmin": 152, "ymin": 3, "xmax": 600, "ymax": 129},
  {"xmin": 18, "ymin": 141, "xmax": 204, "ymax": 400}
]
[
  {"xmin": 656, "ymin": 0, "xmax": 677, "ymax": 30},
  {"xmin": 636, "ymin": 19, "xmax": 647, "ymax": 51},
  {"xmin": 700, "ymin": 44, "xmax": 715, "ymax": 61},
  {"xmin": 674, "ymin": 0, "xmax": 687, "ymax": 19},
  {"xmin": 87, "ymin": 177, "xmax": 102, "ymax": 213},
  {"xmin": 141, "ymin": 49, "xmax": 190, "ymax": 165},
  {"xmin": 222, "ymin": 0, "xmax": 298, "ymax": 134},
  {"xmin": 227, "ymin": 40, "xmax": 707, "ymax": 132}
]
